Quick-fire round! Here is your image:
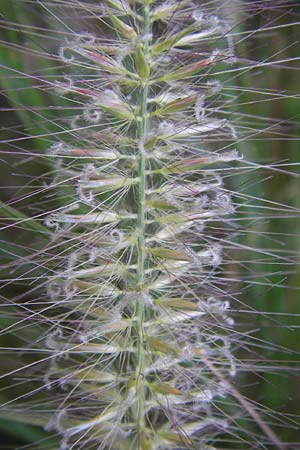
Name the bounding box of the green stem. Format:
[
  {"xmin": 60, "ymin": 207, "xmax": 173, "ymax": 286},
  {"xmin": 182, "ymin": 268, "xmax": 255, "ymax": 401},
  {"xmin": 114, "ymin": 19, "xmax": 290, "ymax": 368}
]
[{"xmin": 136, "ymin": 1, "xmax": 150, "ymax": 444}]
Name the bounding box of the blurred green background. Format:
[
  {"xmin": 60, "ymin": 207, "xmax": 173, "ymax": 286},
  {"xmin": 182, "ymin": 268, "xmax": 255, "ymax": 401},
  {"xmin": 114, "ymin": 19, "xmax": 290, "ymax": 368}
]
[{"xmin": 0, "ymin": 0, "xmax": 299, "ymax": 448}]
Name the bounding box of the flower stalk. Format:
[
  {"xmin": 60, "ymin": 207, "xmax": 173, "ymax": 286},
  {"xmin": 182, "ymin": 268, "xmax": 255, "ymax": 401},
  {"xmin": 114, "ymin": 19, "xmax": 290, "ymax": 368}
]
[{"xmin": 136, "ymin": 2, "xmax": 151, "ymax": 443}]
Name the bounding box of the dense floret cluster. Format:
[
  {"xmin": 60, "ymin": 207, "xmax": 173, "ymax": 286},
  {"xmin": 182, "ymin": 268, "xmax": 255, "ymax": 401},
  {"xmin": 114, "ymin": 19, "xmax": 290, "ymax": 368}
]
[{"xmin": 44, "ymin": 1, "xmax": 241, "ymax": 448}]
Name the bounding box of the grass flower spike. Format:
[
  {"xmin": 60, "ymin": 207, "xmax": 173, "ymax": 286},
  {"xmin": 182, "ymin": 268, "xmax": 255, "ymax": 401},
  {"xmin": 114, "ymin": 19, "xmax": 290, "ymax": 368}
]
[
  {"xmin": 43, "ymin": 2, "xmax": 242, "ymax": 448},
  {"xmin": 1, "ymin": 1, "xmax": 299, "ymax": 449}
]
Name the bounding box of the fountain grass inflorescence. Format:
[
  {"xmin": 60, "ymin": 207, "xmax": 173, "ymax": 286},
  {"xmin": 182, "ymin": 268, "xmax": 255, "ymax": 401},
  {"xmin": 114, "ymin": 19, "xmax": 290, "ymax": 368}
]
[
  {"xmin": 42, "ymin": 1, "xmax": 243, "ymax": 448},
  {"xmin": 2, "ymin": 0, "xmax": 299, "ymax": 449}
]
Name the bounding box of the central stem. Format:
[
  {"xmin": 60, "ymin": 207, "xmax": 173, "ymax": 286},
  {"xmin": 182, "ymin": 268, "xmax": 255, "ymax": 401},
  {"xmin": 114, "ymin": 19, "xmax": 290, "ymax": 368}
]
[{"xmin": 136, "ymin": 1, "xmax": 150, "ymax": 443}]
